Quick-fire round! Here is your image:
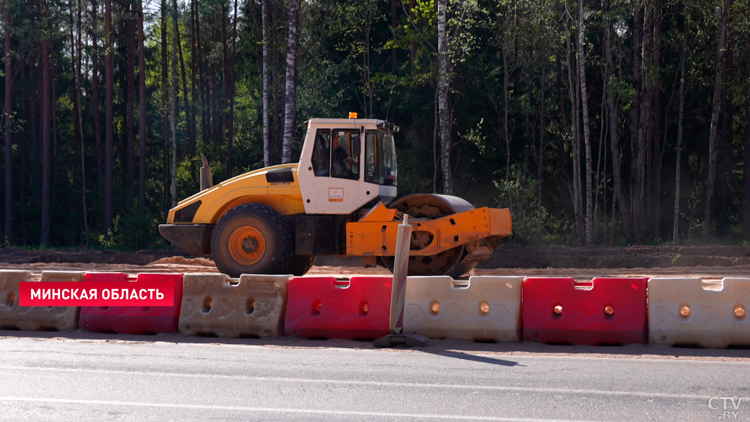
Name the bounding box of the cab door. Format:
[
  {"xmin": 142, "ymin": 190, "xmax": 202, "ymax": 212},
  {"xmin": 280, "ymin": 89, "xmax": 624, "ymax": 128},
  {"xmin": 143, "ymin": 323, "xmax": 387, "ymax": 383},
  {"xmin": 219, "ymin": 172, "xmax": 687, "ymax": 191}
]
[{"xmin": 298, "ymin": 125, "xmax": 377, "ymax": 214}]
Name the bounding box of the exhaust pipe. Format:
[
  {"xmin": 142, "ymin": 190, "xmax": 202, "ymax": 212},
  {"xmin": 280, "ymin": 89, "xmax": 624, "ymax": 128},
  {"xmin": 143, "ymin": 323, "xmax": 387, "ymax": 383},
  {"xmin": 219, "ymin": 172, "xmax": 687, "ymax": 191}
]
[{"xmin": 200, "ymin": 154, "xmax": 213, "ymax": 191}]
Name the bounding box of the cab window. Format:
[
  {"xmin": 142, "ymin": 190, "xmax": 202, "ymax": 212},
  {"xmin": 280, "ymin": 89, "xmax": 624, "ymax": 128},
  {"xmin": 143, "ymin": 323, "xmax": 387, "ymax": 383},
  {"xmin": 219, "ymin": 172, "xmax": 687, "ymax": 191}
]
[
  {"xmin": 331, "ymin": 130, "xmax": 360, "ymax": 180},
  {"xmin": 311, "ymin": 129, "xmax": 330, "ymax": 177},
  {"xmin": 365, "ymin": 130, "xmax": 397, "ymax": 186},
  {"xmin": 365, "ymin": 131, "xmax": 378, "ymax": 184}
]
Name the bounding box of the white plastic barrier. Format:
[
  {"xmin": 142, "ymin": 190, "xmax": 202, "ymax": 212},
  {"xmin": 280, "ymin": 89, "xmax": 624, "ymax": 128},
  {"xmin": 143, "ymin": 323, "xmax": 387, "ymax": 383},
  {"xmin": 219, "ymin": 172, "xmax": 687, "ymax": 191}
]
[
  {"xmin": 403, "ymin": 276, "xmax": 523, "ymax": 342},
  {"xmin": 179, "ymin": 273, "xmax": 289, "ymax": 337},
  {"xmin": 649, "ymin": 278, "xmax": 750, "ymax": 348},
  {"xmin": 1, "ymin": 270, "xmax": 34, "ymax": 330},
  {"xmin": 0, "ymin": 270, "xmax": 83, "ymax": 331}
]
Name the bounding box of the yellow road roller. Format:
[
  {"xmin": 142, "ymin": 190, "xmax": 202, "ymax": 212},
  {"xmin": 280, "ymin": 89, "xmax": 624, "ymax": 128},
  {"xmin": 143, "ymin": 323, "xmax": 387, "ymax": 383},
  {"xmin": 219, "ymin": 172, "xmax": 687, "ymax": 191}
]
[{"xmin": 159, "ymin": 116, "xmax": 512, "ymax": 277}]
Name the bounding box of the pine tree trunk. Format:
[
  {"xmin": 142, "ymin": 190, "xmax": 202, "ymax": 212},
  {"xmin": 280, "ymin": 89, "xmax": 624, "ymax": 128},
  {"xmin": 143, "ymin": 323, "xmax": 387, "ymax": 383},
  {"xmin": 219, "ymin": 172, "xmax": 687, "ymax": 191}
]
[
  {"xmin": 40, "ymin": 0, "xmax": 52, "ymax": 246},
  {"xmin": 716, "ymin": 44, "xmax": 733, "ymax": 236},
  {"xmin": 69, "ymin": 4, "xmax": 81, "ymax": 172},
  {"xmin": 537, "ymin": 62, "xmax": 545, "ymax": 231},
  {"xmin": 651, "ymin": 0, "xmax": 662, "ymax": 239},
  {"xmin": 221, "ymin": 1, "xmax": 231, "ymax": 173},
  {"xmin": 743, "ymin": 14, "xmax": 750, "ymax": 238},
  {"xmin": 501, "ymin": 45, "xmax": 513, "ymax": 188},
  {"xmin": 18, "ymin": 42, "xmax": 27, "ymax": 244},
  {"xmin": 433, "ymin": 88, "xmax": 438, "ymax": 193},
  {"xmin": 91, "ymin": 0, "xmax": 103, "ymax": 185},
  {"xmin": 437, "ymin": 0, "xmax": 452, "ymax": 194},
  {"xmin": 603, "ymin": 0, "xmax": 632, "ymax": 243},
  {"xmin": 51, "ymin": 58, "xmax": 57, "ymax": 157},
  {"xmin": 577, "ymin": 0, "xmax": 593, "ymax": 245},
  {"xmin": 503, "ymin": 42, "xmax": 511, "ymax": 205},
  {"xmin": 229, "ymin": 0, "xmax": 237, "ymax": 174},
  {"xmin": 565, "ymin": 13, "xmax": 583, "ymax": 243},
  {"xmin": 703, "ymin": 0, "xmax": 731, "ymax": 241},
  {"xmin": 126, "ymin": 12, "xmax": 136, "ymax": 204},
  {"xmin": 195, "ymin": 0, "xmax": 208, "ymax": 152},
  {"xmin": 4, "ymin": 5, "xmax": 13, "ymax": 243},
  {"xmin": 176, "ymin": 20, "xmax": 192, "ymax": 159},
  {"xmin": 281, "ymin": 0, "xmax": 300, "ymax": 164},
  {"xmin": 630, "ymin": 1, "xmax": 642, "ymax": 242},
  {"xmin": 391, "ymin": 0, "xmax": 398, "ymax": 75},
  {"xmin": 634, "ymin": 3, "xmax": 653, "ymax": 243},
  {"xmin": 673, "ymin": 18, "xmax": 688, "ymax": 244},
  {"xmin": 555, "ymin": 52, "xmax": 568, "ymax": 215},
  {"xmin": 171, "ymin": 0, "xmax": 178, "ymax": 207},
  {"xmin": 262, "ymin": 0, "xmax": 271, "ymax": 167},
  {"xmin": 72, "ymin": 0, "xmax": 89, "ymax": 246},
  {"xmin": 161, "ymin": 0, "xmax": 169, "ymax": 221},
  {"xmin": 272, "ymin": 4, "xmax": 282, "ymax": 163},
  {"xmin": 138, "ymin": 0, "xmax": 147, "ymax": 216},
  {"xmin": 104, "ymin": 0, "xmax": 115, "ymax": 239},
  {"xmin": 190, "ymin": 0, "xmax": 198, "ymax": 156},
  {"xmin": 29, "ymin": 47, "xmax": 38, "ymax": 157}
]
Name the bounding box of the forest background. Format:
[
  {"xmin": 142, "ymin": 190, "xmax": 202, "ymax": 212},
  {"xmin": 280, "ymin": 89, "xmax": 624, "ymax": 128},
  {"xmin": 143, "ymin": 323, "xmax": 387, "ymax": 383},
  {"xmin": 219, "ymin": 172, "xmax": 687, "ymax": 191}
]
[{"xmin": 1, "ymin": 0, "xmax": 749, "ymax": 251}]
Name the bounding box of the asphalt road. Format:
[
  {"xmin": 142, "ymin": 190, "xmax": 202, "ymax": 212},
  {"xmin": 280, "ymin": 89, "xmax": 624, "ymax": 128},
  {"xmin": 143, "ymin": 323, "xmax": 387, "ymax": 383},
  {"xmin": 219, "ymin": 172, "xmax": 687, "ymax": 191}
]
[{"xmin": 0, "ymin": 334, "xmax": 748, "ymax": 422}]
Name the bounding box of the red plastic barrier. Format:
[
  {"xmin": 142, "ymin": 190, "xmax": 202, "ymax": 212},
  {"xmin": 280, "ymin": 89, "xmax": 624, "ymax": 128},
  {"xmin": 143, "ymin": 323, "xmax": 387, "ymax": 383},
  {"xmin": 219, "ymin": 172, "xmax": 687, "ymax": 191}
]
[
  {"xmin": 522, "ymin": 277, "xmax": 648, "ymax": 345},
  {"xmin": 284, "ymin": 276, "xmax": 392, "ymax": 340},
  {"xmin": 79, "ymin": 273, "xmax": 184, "ymax": 334}
]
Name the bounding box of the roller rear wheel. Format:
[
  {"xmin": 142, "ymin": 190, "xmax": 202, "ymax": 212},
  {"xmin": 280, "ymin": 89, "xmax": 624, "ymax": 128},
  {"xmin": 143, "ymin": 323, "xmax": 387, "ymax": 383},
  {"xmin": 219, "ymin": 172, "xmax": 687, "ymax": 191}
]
[{"xmin": 211, "ymin": 203, "xmax": 293, "ymax": 277}]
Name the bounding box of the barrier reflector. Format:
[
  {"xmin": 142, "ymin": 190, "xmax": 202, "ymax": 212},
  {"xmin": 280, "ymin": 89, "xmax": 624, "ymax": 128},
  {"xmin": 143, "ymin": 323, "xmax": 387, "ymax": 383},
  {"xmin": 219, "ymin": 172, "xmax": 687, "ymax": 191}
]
[
  {"xmin": 79, "ymin": 273, "xmax": 184, "ymax": 334},
  {"xmin": 403, "ymin": 276, "xmax": 522, "ymax": 342},
  {"xmin": 285, "ymin": 276, "xmax": 392, "ymax": 340},
  {"xmin": 649, "ymin": 278, "xmax": 750, "ymax": 348},
  {"xmin": 0, "ymin": 271, "xmax": 83, "ymax": 331},
  {"xmin": 179, "ymin": 273, "xmax": 289, "ymax": 337},
  {"xmin": 522, "ymin": 277, "xmax": 648, "ymax": 345}
]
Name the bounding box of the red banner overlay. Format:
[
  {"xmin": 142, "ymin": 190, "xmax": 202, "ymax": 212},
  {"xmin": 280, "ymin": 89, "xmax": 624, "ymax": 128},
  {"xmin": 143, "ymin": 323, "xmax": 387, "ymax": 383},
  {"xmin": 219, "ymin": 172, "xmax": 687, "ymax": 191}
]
[{"xmin": 18, "ymin": 281, "xmax": 175, "ymax": 307}]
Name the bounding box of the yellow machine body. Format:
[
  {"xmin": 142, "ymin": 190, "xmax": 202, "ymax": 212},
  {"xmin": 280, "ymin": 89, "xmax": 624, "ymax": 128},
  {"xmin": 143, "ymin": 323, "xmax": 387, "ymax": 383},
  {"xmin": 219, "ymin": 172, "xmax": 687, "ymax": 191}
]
[{"xmin": 166, "ymin": 164, "xmax": 305, "ymax": 225}]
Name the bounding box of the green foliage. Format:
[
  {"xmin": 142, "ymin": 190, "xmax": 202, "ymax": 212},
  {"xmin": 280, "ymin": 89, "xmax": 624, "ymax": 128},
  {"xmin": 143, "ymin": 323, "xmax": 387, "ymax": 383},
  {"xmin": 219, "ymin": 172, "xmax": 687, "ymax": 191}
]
[
  {"xmin": 494, "ymin": 164, "xmax": 576, "ymax": 246},
  {"xmin": 1, "ymin": 0, "xmax": 750, "ymax": 251}
]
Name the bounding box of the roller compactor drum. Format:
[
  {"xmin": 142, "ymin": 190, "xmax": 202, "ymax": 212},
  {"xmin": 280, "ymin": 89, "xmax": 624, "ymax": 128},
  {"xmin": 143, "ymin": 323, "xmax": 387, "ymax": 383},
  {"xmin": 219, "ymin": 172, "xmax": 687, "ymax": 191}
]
[{"xmin": 159, "ymin": 116, "xmax": 513, "ymax": 277}]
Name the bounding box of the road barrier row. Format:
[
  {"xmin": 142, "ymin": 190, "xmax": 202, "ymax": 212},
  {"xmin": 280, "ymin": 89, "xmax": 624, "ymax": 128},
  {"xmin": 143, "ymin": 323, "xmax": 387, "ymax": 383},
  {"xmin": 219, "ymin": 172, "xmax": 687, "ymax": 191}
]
[{"xmin": 1, "ymin": 270, "xmax": 748, "ymax": 348}]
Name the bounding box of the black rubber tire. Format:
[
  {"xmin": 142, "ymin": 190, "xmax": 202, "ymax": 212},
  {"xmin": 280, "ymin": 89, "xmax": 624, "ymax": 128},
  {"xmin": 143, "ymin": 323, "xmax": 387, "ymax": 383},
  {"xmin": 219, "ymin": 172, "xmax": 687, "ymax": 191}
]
[
  {"xmin": 211, "ymin": 203, "xmax": 293, "ymax": 277},
  {"xmin": 286, "ymin": 255, "xmax": 316, "ymax": 276}
]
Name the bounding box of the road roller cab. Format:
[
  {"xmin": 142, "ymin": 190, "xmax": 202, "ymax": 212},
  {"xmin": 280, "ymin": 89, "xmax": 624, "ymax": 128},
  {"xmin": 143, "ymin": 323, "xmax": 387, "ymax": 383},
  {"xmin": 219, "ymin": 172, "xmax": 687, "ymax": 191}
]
[{"xmin": 160, "ymin": 115, "xmax": 513, "ymax": 278}]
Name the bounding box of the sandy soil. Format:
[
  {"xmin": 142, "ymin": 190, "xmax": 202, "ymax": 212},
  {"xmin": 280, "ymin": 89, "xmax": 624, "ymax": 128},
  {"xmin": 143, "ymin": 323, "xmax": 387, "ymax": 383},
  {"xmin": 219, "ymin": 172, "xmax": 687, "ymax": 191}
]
[{"xmin": 1, "ymin": 244, "xmax": 749, "ymax": 280}]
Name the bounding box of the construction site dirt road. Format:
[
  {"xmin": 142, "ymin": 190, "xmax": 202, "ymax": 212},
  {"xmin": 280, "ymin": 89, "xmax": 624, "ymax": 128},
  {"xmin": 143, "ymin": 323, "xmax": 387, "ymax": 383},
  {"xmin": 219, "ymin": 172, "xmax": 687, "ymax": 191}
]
[{"xmin": 1, "ymin": 244, "xmax": 749, "ymax": 280}]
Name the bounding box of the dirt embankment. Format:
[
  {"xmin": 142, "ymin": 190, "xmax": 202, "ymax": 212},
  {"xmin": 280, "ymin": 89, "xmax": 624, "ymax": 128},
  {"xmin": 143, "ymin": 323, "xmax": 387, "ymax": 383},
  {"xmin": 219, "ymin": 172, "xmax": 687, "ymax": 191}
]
[
  {"xmin": 1, "ymin": 245, "xmax": 750, "ymax": 279},
  {"xmin": 478, "ymin": 244, "xmax": 750, "ymax": 269}
]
